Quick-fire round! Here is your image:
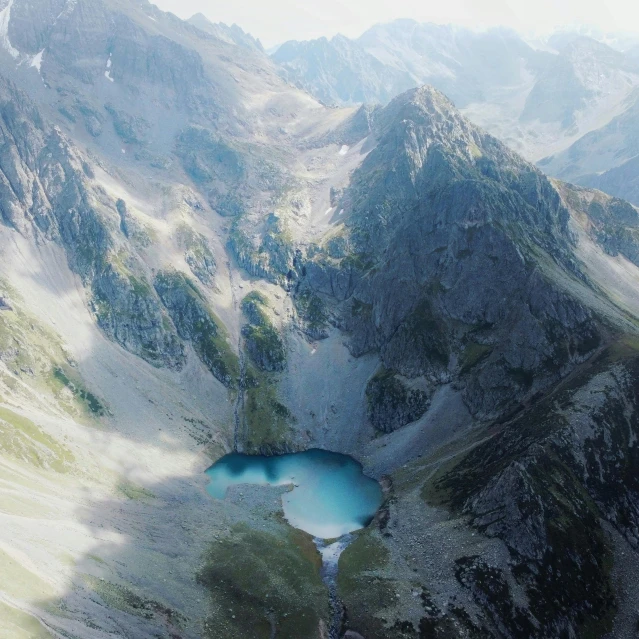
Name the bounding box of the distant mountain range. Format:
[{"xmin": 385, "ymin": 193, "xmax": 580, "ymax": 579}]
[
  {"xmin": 273, "ymin": 21, "xmax": 548, "ymax": 109},
  {"xmin": 271, "ymin": 20, "xmax": 639, "ymax": 204}
]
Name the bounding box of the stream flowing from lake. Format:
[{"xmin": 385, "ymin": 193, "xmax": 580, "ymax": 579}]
[{"xmin": 205, "ymin": 449, "xmax": 383, "ymax": 636}]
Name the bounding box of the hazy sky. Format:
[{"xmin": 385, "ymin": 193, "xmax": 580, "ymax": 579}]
[{"xmin": 151, "ymin": 0, "xmax": 639, "ymax": 48}]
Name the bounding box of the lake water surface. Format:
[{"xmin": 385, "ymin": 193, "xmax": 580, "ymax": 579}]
[{"xmin": 205, "ymin": 449, "xmax": 383, "ymax": 539}]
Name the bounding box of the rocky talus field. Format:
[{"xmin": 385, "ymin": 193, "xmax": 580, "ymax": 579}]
[{"xmin": 1, "ymin": 2, "xmax": 639, "ymax": 638}]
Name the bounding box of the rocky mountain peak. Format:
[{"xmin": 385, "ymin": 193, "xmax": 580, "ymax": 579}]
[
  {"xmin": 186, "ymin": 12, "xmax": 264, "ymax": 52},
  {"xmin": 359, "ymin": 84, "xmax": 572, "ymax": 253},
  {"xmin": 377, "ymin": 85, "xmax": 474, "ymax": 144}
]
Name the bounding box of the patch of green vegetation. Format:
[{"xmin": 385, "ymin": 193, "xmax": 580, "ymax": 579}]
[
  {"xmin": 0, "ymin": 284, "xmax": 107, "ymax": 418},
  {"xmin": 259, "ymin": 216, "xmax": 295, "ymax": 276},
  {"xmin": 341, "ymin": 252, "xmax": 376, "ymax": 272},
  {"xmin": 105, "ymin": 251, "xmax": 154, "ymax": 298},
  {"xmin": 0, "ymin": 406, "xmax": 74, "ymax": 473},
  {"xmin": 351, "ymin": 298, "xmax": 373, "ymax": 319},
  {"xmin": 243, "ymin": 365, "xmax": 294, "ymax": 452},
  {"xmin": 238, "ymin": 292, "xmax": 291, "ymax": 448},
  {"xmin": 241, "ymin": 291, "xmax": 269, "ymax": 324},
  {"xmin": 116, "ymin": 478, "xmax": 156, "ymax": 501},
  {"xmin": 128, "ymin": 274, "xmax": 153, "ymax": 298},
  {"xmin": 50, "ymin": 365, "xmax": 106, "ymax": 416},
  {"xmin": 196, "ymin": 323, "xmax": 241, "ymax": 388},
  {"xmin": 229, "ymin": 213, "xmax": 295, "ymax": 280},
  {"xmin": 0, "ymin": 548, "xmax": 57, "ymax": 601},
  {"xmin": 459, "ymin": 342, "xmax": 492, "ymax": 374},
  {"xmin": 295, "ymin": 290, "xmax": 329, "ymax": 336},
  {"xmin": 0, "ymin": 601, "xmax": 52, "ymax": 639},
  {"xmin": 419, "ymin": 453, "xmax": 466, "ymax": 508},
  {"xmin": 176, "ymin": 224, "xmax": 217, "ymax": 283},
  {"xmin": 0, "ymin": 373, "xmax": 18, "ymax": 392},
  {"xmin": 601, "ymin": 334, "xmax": 639, "ymax": 363},
  {"xmin": 469, "ymin": 141, "xmax": 483, "ymax": 160},
  {"xmin": 179, "ymin": 230, "xmax": 209, "ymax": 259},
  {"xmin": 85, "ymin": 576, "xmax": 184, "ymax": 625},
  {"xmin": 338, "ymin": 531, "xmax": 389, "ymax": 586},
  {"xmin": 197, "ymin": 524, "xmax": 327, "ymax": 639},
  {"xmin": 132, "ymin": 223, "xmax": 156, "ymax": 248},
  {"xmin": 228, "ymin": 217, "xmax": 253, "ymax": 254},
  {"xmin": 243, "ymin": 324, "xmax": 286, "ymax": 371},
  {"xmin": 290, "ymin": 528, "xmax": 323, "ymax": 572},
  {"xmin": 337, "ymin": 531, "xmax": 397, "ymax": 638}
]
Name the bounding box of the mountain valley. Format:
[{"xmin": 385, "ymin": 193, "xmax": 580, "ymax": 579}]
[{"xmin": 0, "ymin": 2, "xmax": 639, "ymax": 639}]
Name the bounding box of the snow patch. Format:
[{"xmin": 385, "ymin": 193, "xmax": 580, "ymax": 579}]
[
  {"xmin": 324, "ymin": 207, "xmax": 333, "ymax": 216},
  {"xmin": 104, "ymin": 54, "xmax": 114, "ymax": 81},
  {"xmin": 0, "ymin": 0, "xmax": 20, "ymax": 59},
  {"xmin": 338, "ymin": 145, "xmax": 349, "ymax": 155},
  {"xmin": 30, "ymin": 49, "xmax": 45, "ymax": 73}
]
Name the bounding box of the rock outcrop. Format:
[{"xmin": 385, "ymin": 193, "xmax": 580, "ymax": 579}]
[{"xmin": 154, "ymin": 270, "xmax": 239, "ymax": 386}]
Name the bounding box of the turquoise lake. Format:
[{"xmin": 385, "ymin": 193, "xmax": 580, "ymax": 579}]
[{"xmin": 205, "ymin": 449, "xmax": 383, "ymax": 539}]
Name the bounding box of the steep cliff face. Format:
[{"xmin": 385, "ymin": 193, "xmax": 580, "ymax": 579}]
[{"xmin": 0, "ymin": 76, "xmax": 186, "ymax": 368}]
